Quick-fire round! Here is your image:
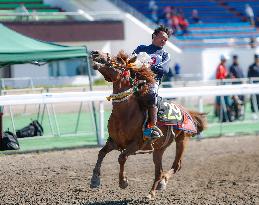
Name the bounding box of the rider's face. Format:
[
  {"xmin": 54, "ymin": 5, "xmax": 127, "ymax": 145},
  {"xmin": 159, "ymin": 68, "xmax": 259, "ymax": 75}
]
[{"xmin": 152, "ymin": 31, "xmax": 169, "ymax": 48}]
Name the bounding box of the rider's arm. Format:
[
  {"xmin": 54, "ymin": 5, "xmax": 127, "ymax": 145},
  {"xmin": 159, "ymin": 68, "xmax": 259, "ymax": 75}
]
[
  {"xmin": 132, "ymin": 45, "xmax": 145, "ymax": 55},
  {"xmin": 151, "ymin": 52, "xmax": 170, "ymax": 75}
]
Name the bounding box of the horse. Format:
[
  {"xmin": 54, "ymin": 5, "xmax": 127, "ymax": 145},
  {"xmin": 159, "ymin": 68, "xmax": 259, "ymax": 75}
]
[{"xmin": 90, "ymin": 51, "xmax": 207, "ymax": 199}]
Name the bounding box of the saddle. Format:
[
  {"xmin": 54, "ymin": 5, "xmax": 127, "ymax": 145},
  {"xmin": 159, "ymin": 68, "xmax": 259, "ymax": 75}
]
[{"xmin": 157, "ymin": 98, "xmax": 197, "ymax": 134}]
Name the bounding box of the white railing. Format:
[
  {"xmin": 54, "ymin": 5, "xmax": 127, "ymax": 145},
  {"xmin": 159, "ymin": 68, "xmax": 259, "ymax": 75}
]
[{"xmin": 1, "ymin": 83, "xmax": 259, "ymax": 145}]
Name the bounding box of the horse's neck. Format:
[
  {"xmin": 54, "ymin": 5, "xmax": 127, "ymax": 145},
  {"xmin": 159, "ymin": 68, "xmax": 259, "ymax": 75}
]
[
  {"xmin": 112, "ymin": 94, "xmax": 136, "ymax": 109},
  {"xmin": 112, "ymin": 95, "xmax": 142, "ymax": 118},
  {"xmin": 112, "ymin": 81, "xmax": 131, "ymax": 94},
  {"xmin": 111, "ymin": 81, "xmax": 144, "ymax": 120}
]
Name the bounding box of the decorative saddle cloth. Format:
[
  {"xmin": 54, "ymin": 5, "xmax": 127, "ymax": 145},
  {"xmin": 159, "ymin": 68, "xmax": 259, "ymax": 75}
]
[{"xmin": 157, "ymin": 99, "xmax": 197, "ymax": 134}]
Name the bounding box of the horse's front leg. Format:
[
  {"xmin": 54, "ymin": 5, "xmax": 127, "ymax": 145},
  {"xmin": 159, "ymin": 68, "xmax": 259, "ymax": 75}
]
[
  {"xmin": 118, "ymin": 140, "xmax": 139, "ymax": 189},
  {"xmin": 90, "ymin": 138, "xmax": 117, "ymax": 188},
  {"xmin": 147, "ymin": 148, "xmax": 165, "ymax": 200}
]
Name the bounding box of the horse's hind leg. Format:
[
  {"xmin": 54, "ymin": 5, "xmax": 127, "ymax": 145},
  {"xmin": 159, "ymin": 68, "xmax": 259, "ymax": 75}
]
[
  {"xmin": 157, "ymin": 131, "xmax": 189, "ymax": 189},
  {"xmin": 90, "ymin": 138, "xmax": 117, "ymax": 188},
  {"xmin": 147, "ymin": 148, "xmax": 166, "ymax": 199}
]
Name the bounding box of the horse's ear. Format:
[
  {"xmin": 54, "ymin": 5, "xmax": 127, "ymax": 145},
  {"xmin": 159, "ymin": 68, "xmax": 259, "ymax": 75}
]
[
  {"xmin": 128, "ymin": 56, "xmax": 137, "ymax": 64},
  {"xmin": 117, "ymin": 57, "xmax": 126, "ymax": 66},
  {"xmin": 117, "ymin": 50, "xmax": 128, "ymax": 61}
]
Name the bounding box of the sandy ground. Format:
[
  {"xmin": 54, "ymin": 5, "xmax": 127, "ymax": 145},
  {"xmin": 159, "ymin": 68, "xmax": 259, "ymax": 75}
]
[{"xmin": 0, "ymin": 135, "xmax": 258, "ymax": 205}]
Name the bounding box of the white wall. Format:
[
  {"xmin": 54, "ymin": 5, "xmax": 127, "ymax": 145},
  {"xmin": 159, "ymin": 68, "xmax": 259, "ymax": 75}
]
[
  {"xmin": 201, "ymin": 47, "xmax": 259, "ymax": 80},
  {"xmin": 179, "ymin": 50, "xmax": 202, "ymax": 78},
  {"xmin": 12, "ymin": 63, "xmax": 49, "ymax": 78}
]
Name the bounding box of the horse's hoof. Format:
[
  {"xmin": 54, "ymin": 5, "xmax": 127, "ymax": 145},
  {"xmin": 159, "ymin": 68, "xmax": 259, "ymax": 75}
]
[
  {"xmin": 146, "ymin": 193, "xmax": 155, "ymax": 200},
  {"xmin": 119, "ymin": 178, "xmax": 128, "ymax": 189},
  {"xmin": 90, "ymin": 175, "xmax": 100, "ymax": 188},
  {"xmin": 156, "ymin": 179, "xmax": 167, "ymax": 191}
]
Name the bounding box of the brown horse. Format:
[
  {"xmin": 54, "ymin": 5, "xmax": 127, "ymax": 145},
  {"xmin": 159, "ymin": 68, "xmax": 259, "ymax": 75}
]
[{"xmin": 90, "ymin": 51, "xmax": 207, "ymax": 199}]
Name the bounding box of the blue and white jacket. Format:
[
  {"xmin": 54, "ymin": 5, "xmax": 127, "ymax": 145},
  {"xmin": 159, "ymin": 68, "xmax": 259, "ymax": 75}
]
[{"xmin": 133, "ymin": 44, "xmax": 171, "ymax": 83}]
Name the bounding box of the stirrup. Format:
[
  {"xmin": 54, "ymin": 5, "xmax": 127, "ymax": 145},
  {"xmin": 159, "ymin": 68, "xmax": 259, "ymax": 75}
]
[{"xmin": 143, "ymin": 126, "xmax": 162, "ymax": 141}]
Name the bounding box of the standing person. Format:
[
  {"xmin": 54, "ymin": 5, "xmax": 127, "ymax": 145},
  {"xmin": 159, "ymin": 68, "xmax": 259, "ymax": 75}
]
[
  {"xmin": 229, "ymin": 55, "xmax": 245, "ymax": 119},
  {"xmin": 215, "ymin": 55, "xmax": 232, "ymax": 121},
  {"xmin": 133, "ymin": 25, "xmax": 171, "ymax": 140},
  {"xmin": 174, "ymin": 63, "xmax": 181, "ymax": 80},
  {"xmin": 229, "ymin": 55, "xmax": 244, "ymax": 80},
  {"xmin": 245, "ymin": 4, "xmax": 255, "ymax": 26},
  {"xmin": 247, "ymin": 54, "xmax": 259, "ymax": 119},
  {"xmin": 216, "ymin": 55, "xmax": 228, "ymax": 80}
]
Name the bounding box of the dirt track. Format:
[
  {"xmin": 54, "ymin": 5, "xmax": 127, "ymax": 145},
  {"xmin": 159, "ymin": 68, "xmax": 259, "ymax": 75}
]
[{"xmin": 0, "ymin": 136, "xmax": 258, "ymax": 205}]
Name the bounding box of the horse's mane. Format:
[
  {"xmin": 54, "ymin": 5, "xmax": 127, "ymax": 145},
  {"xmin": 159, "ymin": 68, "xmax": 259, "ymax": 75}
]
[{"xmin": 114, "ymin": 51, "xmax": 156, "ymax": 84}]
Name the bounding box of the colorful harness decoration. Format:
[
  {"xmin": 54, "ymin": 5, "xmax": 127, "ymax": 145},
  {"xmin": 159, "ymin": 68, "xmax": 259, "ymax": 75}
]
[{"xmin": 106, "ymin": 89, "xmax": 133, "ymax": 103}]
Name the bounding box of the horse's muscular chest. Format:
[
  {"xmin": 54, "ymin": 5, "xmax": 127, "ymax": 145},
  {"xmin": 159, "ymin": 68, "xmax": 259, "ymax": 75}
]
[{"xmin": 108, "ymin": 103, "xmax": 144, "ymax": 148}]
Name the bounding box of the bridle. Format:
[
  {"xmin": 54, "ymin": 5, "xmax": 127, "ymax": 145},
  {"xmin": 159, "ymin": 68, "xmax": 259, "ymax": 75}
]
[{"xmin": 92, "ymin": 52, "xmax": 147, "ymax": 103}]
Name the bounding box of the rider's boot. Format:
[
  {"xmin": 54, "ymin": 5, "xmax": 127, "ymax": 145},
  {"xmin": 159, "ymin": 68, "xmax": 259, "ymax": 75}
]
[{"xmin": 143, "ymin": 106, "xmax": 163, "ymax": 140}]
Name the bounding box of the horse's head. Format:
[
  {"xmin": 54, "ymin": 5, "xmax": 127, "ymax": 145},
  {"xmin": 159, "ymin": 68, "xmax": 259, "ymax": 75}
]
[
  {"xmin": 91, "ymin": 50, "xmax": 156, "ymax": 95},
  {"xmin": 90, "ymin": 50, "xmax": 118, "ymax": 82}
]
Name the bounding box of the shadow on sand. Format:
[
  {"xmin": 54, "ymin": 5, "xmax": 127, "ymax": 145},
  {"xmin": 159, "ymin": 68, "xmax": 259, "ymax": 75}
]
[
  {"xmin": 83, "ymin": 200, "xmax": 133, "ymax": 205},
  {"xmin": 83, "ymin": 198, "xmax": 151, "ymax": 205}
]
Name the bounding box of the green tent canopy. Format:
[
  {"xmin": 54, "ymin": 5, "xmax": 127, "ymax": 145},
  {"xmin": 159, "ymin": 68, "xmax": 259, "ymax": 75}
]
[{"xmin": 0, "ymin": 24, "xmax": 88, "ymax": 67}]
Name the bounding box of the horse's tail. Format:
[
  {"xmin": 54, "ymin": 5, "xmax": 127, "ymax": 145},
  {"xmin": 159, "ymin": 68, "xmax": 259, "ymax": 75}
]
[{"xmin": 188, "ymin": 110, "xmax": 208, "ymax": 134}]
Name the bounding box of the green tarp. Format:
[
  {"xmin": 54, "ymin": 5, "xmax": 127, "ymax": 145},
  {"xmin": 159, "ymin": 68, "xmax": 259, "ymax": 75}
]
[{"xmin": 0, "ymin": 23, "xmax": 88, "ymax": 67}]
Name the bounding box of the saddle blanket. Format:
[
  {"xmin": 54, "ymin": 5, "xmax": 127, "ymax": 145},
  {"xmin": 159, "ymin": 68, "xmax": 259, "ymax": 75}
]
[{"xmin": 157, "ymin": 100, "xmax": 197, "ymax": 134}]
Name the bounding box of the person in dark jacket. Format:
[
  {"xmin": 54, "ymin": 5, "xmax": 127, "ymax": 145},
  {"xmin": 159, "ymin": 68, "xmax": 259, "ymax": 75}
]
[
  {"xmin": 247, "ymin": 54, "xmax": 259, "ymax": 119},
  {"xmin": 133, "ymin": 25, "xmax": 171, "ymax": 140},
  {"xmin": 229, "ymin": 55, "xmax": 245, "ymax": 119},
  {"xmin": 229, "ymin": 55, "xmax": 244, "ymax": 79}
]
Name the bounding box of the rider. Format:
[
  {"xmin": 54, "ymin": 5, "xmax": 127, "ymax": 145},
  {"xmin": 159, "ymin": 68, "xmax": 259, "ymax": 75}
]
[{"xmin": 133, "ymin": 25, "xmax": 171, "ymax": 140}]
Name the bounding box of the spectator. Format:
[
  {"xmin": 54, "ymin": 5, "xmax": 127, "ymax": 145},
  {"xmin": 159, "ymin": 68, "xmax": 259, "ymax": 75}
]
[
  {"xmin": 148, "ymin": 0, "xmax": 158, "ymax": 12},
  {"xmin": 229, "ymin": 55, "xmax": 244, "ymax": 79},
  {"xmin": 148, "ymin": 0, "xmax": 158, "ymax": 23},
  {"xmin": 249, "ymin": 37, "xmax": 256, "ymax": 49},
  {"xmin": 159, "ymin": 6, "xmax": 172, "ymax": 26},
  {"xmin": 177, "ymin": 13, "xmax": 189, "ymax": 35},
  {"xmin": 15, "ymin": 3, "xmax": 29, "ymax": 21},
  {"xmin": 216, "ymin": 55, "xmax": 228, "ymax": 80},
  {"xmin": 245, "ymin": 4, "xmax": 255, "ymax": 26},
  {"xmin": 229, "ymin": 55, "xmax": 245, "ymax": 119},
  {"xmin": 162, "ymin": 66, "xmax": 174, "ymax": 88},
  {"xmin": 171, "ymin": 11, "xmax": 180, "ymax": 35},
  {"xmin": 174, "ymin": 63, "xmax": 181, "ymax": 80},
  {"xmin": 191, "ymin": 9, "xmax": 201, "ymax": 24},
  {"xmin": 247, "ymin": 54, "xmax": 259, "ymax": 119},
  {"xmin": 151, "ymin": 10, "xmax": 159, "ymax": 23},
  {"xmin": 255, "ymin": 16, "xmax": 259, "ymax": 27},
  {"xmin": 163, "ymin": 10, "xmax": 172, "ymax": 29},
  {"xmin": 215, "ymin": 55, "xmax": 233, "ymax": 122}
]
